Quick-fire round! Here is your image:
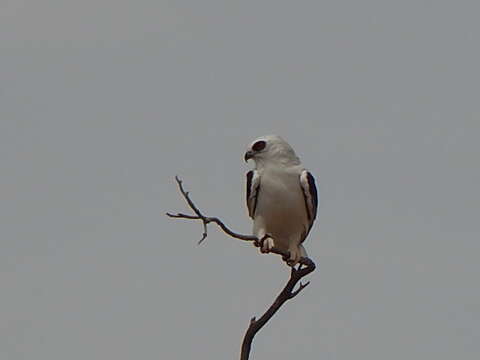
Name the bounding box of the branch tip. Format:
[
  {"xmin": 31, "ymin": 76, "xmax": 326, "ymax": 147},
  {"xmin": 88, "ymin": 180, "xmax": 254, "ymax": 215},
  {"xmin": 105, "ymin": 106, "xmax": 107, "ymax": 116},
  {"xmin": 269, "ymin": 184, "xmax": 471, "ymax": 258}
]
[{"xmin": 198, "ymin": 233, "xmax": 207, "ymax": 245}]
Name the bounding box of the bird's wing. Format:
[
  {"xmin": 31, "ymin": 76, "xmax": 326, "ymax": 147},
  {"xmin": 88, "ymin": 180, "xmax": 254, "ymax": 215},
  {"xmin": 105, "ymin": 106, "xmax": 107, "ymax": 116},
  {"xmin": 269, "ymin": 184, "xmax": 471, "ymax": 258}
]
[
  {"xmin": 300, "ymin": 170, "xmax": 318, "ymax": 235},
  {"xmin": 246, "ymin": 170, "xmax": 261, "ymax": 218}
]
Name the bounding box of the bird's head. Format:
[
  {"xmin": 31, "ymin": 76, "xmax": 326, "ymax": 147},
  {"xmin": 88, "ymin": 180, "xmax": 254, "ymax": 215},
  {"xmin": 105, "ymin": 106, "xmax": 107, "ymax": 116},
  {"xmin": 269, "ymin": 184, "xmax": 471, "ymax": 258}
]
[{"xmin": 244, "ymin": 135, "xmax": 301, "ymax": 167}]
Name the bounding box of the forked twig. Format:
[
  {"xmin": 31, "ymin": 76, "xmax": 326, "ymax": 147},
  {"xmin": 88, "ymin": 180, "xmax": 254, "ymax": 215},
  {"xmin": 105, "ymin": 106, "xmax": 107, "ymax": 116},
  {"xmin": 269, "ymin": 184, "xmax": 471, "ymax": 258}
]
[
  {"xmin": 166, "ymin": 176, "xmax": 257, "ymax": 245},
  {"xmin": 167, "ymin": 176, "xmax": 316, "ymax": 359}
]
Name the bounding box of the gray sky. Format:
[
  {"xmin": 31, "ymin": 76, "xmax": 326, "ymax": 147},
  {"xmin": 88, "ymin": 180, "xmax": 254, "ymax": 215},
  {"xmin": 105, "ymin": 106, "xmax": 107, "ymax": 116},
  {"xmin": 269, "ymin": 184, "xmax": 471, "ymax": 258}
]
[{"xmin": 1, "ymin": 1, "xmax": 479, "ymax": 359}]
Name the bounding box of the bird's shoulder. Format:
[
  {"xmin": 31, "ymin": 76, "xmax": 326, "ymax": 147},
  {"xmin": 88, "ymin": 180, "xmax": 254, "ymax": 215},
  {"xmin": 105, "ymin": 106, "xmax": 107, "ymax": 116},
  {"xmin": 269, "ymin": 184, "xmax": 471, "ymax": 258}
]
[
  {"xmin": 300, "ymin": 169, "xmax": 318, "ymax": 222},
  {"xmin": 246, "ymin": 170, "xmax": 261, "ymax": 218}
]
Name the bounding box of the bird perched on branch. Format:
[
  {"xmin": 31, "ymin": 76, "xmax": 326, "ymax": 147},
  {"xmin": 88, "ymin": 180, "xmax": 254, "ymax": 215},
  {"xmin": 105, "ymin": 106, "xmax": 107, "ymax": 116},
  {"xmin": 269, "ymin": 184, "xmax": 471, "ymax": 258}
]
[{"xmin": 244, "ymin": 135, "xmax": 318, "ymax": 266}]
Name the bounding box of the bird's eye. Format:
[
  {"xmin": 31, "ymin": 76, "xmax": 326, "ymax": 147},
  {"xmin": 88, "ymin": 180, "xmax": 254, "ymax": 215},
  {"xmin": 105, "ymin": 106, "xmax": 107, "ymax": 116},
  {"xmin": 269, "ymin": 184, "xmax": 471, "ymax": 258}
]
[{"xmin": 252, "ymin": 140, "xmax": 266, "ymax": 152}]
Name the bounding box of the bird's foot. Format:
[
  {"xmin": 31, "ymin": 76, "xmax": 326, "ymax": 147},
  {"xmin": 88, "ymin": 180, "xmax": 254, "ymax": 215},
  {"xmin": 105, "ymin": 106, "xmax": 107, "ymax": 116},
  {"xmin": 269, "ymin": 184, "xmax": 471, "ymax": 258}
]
[
  {"xmin": 282, "ymin": 251, "xmax": 292, "ymax": 263},
  {"xmin": 285, "ymin": 248, "xmax": 301, "ymax": 267},
  {"xmin": 256, "ymin": 234, "xmax": 274, "ymax": 253}
]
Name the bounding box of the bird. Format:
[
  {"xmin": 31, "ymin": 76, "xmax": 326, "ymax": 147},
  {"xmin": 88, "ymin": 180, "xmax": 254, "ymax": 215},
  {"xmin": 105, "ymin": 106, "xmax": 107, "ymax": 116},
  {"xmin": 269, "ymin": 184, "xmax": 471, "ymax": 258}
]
[{"xmin": 244, "ymin": 135, "xmax": 318, "ymax": 266}]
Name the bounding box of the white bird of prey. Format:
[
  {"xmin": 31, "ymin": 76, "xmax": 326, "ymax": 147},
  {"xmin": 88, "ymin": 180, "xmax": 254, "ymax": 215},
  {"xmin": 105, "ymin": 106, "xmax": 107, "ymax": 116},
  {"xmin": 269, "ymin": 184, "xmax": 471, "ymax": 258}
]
[{"xmin": 244, "ymin": 135, "xmax": 318, "ymax": 266}]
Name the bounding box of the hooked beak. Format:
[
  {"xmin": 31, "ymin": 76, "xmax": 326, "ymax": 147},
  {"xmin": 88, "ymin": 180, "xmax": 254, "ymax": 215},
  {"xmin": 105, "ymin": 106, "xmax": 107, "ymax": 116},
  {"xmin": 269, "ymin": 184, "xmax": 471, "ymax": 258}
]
[{"xmin": 244, "ymin": 150, "xmax": 254, "ymax": 162}]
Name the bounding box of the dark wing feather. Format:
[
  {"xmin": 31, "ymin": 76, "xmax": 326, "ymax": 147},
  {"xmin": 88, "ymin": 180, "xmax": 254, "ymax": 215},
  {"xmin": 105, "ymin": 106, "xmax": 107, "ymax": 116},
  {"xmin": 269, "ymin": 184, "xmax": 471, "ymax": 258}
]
[
  {"xmin": 246, "ymin": 170, "xmax": 260, "ymax": 218},
  {"xmin": 300, "ymin": 170, "xmax": 318, "ymax": 230}
]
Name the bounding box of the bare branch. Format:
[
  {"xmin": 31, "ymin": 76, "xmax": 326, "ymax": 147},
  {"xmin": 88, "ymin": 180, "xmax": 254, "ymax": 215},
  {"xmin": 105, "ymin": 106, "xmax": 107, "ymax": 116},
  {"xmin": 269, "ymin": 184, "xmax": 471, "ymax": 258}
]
[
  {"xmin": 240, "ymin": 260, "xmax": 316, "ymax": 360},
  {"xmin": 166, "ymin": 176, "xmax": 312, "ymax": 263},
  {"xmin": 167, "ymin": 176, "xmax": 316, "ymax": 360}
]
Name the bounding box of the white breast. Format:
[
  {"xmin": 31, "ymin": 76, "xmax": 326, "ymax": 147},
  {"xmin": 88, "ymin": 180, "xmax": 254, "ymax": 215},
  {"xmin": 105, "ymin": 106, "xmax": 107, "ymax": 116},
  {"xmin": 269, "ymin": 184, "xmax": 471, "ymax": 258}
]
[{"xmin": 253, "ymin": 166, "xmax": 309, "ymax": 250}]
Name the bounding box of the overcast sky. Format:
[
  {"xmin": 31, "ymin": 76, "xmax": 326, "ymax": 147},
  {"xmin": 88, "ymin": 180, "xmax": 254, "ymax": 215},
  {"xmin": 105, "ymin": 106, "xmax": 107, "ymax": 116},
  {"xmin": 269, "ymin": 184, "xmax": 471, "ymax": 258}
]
[{"xmin": 1, "ymin": 1, "xmax": 479, "ymax": 359}]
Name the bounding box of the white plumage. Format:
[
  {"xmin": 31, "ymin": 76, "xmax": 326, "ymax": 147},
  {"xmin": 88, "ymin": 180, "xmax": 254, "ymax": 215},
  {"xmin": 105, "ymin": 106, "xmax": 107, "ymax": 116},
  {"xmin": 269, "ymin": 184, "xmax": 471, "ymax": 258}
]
[{"xmin": 244, "ymin": 135, "xmax": 318, "ymax": 265}]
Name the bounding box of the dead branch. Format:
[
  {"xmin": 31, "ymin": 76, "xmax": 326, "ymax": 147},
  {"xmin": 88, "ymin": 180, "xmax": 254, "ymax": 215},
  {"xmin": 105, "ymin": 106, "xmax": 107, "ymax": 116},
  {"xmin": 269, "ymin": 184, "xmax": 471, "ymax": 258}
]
[
  {"xmin": 166, "ymin": 176, "xmax": 307, "ymax": 262},
  {"xmin": 167, "ymin": 176, "xmax": 316, "ymax": 360},
  {"xmin": 241, "ymin": 259, "xmax": 316, "ymax": 360},
  {"xmin": 166, "ymin": 176, "xmax": 257, "ymax": 245}
]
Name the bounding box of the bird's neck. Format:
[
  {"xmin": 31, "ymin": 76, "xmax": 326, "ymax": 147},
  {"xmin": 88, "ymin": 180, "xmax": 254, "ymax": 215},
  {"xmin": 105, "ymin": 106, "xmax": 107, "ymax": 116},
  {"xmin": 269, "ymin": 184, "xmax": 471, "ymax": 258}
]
[{"xmin": 255, "ymin": 157, "xmax": 301, "ymax": 171}]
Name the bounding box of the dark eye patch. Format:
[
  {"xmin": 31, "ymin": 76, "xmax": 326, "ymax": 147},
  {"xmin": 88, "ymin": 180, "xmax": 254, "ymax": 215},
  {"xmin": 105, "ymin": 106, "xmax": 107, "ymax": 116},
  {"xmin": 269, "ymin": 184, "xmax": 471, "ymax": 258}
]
[{"xmin": 252, "ymin": 140, "xmax": 266, "ymax": 152}]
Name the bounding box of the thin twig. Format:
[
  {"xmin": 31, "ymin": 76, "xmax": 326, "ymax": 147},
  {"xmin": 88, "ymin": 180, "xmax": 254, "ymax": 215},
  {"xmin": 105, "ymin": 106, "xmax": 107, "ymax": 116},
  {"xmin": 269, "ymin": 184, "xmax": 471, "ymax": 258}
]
[{"xmin": 166, "ymin": 176, "xmax": 257, "ymax": 245}]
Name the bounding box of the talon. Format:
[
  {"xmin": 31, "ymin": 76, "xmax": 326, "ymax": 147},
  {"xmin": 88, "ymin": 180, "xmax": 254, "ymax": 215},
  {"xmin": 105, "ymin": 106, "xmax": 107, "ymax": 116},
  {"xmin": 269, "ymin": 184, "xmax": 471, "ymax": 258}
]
[
  {"xmin": 260, "ymin": 234, "xmax": 271, "ymax": 241},
  {"xmin": 258, "ymin": 234, "xmax": 274, "ymax": 253},
  {"xmin": 282, "ymin": 251, "xmax": 294, "ymax": 265}
]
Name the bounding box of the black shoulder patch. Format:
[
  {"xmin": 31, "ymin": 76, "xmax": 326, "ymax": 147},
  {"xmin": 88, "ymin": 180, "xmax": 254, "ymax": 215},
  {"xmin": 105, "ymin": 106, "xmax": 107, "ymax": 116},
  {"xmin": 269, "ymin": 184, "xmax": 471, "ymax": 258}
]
[
  {"xmin": 307, "ymin": 172, "xmax": 318, "ymax": 214},
  {"xmin": 246, "ymin": 170, "xmax": 254, "ymax": 201},
  {"xmin": 246, "ymin": 170, "xmax": 260, "ymax": 218}
]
